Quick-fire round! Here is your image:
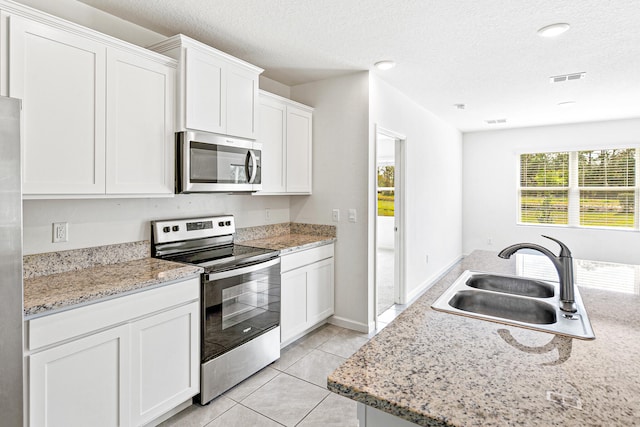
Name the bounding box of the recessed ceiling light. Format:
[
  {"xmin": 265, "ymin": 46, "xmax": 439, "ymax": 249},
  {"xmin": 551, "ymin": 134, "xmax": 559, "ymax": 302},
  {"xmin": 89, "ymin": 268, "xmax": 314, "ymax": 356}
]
[
  {"xmin": 537, "ymin": 23, "xmax": 570, "ymax": 38},
  {"xmin": 557, "ymin": 101, "xmax": 577, "ymax": 107},
  {"xmin": 374, "ymin": 60, "xmax": 396, "ymax": 70}
]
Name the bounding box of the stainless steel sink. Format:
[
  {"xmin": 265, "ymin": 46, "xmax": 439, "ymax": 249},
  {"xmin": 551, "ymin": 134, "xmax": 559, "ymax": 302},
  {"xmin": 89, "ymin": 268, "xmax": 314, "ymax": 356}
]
[
  {"xmin": 431, "ymin": 270, "xmax": 595, "ymax": 340},
  {"xmin": 465, "ymin": 274, "xmax": 554, "ymax": 298},
  {"xmin": 449, "ymin": 290, "xmax": 557, "ymax": 324}
]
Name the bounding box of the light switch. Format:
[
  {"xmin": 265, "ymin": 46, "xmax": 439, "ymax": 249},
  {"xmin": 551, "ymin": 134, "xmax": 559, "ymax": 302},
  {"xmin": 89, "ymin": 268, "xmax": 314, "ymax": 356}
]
[{"xmin": 348, "ymin": 209, "xmax": 357, "ymax": 223}]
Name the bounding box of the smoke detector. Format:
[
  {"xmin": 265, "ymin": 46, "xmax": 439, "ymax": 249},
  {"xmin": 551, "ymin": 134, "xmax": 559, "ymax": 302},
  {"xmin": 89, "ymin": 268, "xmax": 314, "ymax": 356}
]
[{"xmin": 550, "ymin": 72, "xmax": 586, "ymax": 83}]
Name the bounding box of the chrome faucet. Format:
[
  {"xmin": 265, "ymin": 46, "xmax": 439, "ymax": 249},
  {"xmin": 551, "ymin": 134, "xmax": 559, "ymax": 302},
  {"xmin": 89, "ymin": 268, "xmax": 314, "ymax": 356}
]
[{"xmin": 498, "ymin": 235, "xmax": 577, "ymax": 313}]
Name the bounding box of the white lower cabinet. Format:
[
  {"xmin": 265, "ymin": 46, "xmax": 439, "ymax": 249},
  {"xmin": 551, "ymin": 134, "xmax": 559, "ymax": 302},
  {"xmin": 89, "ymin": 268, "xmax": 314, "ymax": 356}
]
[
  {"xmin": 26, "ymin": 278, "xmax": 200, "ymax": 427},
  {"xmin": 29, "ymin": 324, "xmax": 131, "ymax": 427},
  {"xmin": 130, "ymin": 302, "xmax": 199, "ymax": 426},
  {"xmin": 280, "ymin": 244, "xmax": 334, "ymax": 346}
]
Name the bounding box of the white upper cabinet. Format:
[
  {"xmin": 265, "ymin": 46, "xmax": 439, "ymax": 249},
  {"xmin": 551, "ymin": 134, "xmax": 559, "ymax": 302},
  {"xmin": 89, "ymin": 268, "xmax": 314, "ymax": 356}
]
[
  {"xmin": 0, "ymin": 3, "xmax": 177, "ymax": 198},
  {"xmin": 257, "ymin": 91, "xmax": 313, "ymax": 195},
  {"xmin": 149, "ymin": 34, "xmax": 262, "ymax": 140},
  {"xmin": 106, "ymin": 48, "xmax": 175, "ymax": 195},
  {"xmin": 8, "ymin": 15, "xmax": 107, "ymax": 195},
  {"xmin": 184, "ymin": 47, "xmax": 225, "ymax": 134}
]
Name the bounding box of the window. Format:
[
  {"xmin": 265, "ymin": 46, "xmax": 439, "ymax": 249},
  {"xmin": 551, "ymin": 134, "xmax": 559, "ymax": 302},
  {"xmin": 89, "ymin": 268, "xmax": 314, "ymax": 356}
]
[{"xmin": 519, "ymin": 148, "xmax": 638, "ymax": 229}]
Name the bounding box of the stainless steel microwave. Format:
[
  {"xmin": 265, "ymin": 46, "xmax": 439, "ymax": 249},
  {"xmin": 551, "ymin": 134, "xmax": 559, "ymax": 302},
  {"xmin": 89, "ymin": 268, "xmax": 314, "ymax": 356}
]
[{"xmin": 176, "ymin": 131, "xmax": 262, "ymax": 193}]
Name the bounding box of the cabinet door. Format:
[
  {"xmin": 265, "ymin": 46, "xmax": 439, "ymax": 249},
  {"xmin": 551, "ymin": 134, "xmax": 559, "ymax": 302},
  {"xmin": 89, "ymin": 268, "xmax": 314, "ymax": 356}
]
[
  {"xmin": 258, "ymin": 96, "xmax": 286, "ymax": 193},
  {"xmin": 226, "ymin": 65, "xmax": 258, "ymax": 139},
  {"xmin": 130, "ymin": 301, "xmax": 199, "ymax": 426},
  {"xmin": 285, "ymin": 105, "xmax": 313, "ymax": 193},
  {"xmin": 184, "ymin": 48, "xmax": 225, "ymax": 134},
  {"xmin": 9, "ymin": 15, "xmax": 106, "ymax": 195},
  {"xmin": 306, "ymin": 258, "xmax": 335, "ymax": 325},
  {"xmin": 105, "ymin": 48, "xmax": 175, "ymax": 195},
  {"xmin": 29, "ymin": 325, "xmax": 130, "ymax": 427},
  {"xmin": 281, "ymin": 268, "xmax": 309, "ymax": 344}
]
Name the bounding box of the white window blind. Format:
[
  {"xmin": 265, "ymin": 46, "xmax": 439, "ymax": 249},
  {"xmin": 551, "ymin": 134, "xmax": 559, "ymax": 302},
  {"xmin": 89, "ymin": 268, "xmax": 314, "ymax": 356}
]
[
  {"xmin": 519, "ymin": 152, "xmax": 569, "ymax": 225},
  {"xmin": 519, "ymin": 148, "xmax": 638, "ymax": 230},
  {"xmin": 578, "ymin": 149, "xmax": 636, "ymax": 228}
]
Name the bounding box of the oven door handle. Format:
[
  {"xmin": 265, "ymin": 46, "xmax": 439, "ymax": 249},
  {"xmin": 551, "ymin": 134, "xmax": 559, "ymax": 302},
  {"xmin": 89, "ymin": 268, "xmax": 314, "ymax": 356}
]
[{"xmin": 205, "ymin": 257, "xmax": 280, "ymax": 281}]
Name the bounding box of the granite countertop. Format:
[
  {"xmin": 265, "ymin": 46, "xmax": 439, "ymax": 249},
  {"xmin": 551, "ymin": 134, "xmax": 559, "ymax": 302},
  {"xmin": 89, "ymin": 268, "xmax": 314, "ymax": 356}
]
[
  {"xmin": 328, "ymin": 250, "xmax": 640, "ymax": 426},
  {"xmin": 240, "ymin": 233, "xmax": 336, "ymax": 255},
  {"xmin": 24, "ymin": 258, "xmax": 203, "ymax": 319}
]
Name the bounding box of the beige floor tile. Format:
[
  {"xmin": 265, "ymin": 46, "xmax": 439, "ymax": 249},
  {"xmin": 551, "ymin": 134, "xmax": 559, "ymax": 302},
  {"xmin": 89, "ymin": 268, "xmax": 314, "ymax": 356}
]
[
  {"xmin": 285, "ymin": 349, "xmax": 346, "ymax": 388},
  {"xmin": 241, "ymin": 373, "xmax": 329, "ymax": 427},
  {"xmin": 204, "ymin": 404, "xmax": 283, "ymax": 427},
  {"xmin": 157, "ymin": 396, "xmax": 235, "ymax": 427},
  {"xmin": 223, "ymin": 367, "xmax": 280, "ymax": 402},
  {"xmin": 317, "ymin": 329, "xmax": 370, "ymax": 359},
  {"xmin": 297, "ymin": 393, "xmax": 359, "ymax": 427}
]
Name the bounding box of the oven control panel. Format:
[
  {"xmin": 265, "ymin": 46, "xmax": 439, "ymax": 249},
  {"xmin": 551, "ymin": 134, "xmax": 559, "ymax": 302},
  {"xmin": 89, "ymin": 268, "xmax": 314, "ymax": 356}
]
[{"xmin": 152, "ymin": 215, "xmax": 235, "ymax": 244}]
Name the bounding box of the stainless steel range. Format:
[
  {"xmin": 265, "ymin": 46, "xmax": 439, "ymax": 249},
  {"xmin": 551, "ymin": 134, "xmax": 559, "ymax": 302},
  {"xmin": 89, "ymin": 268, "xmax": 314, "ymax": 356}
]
[{"xmin": 151, "ymin": 215, "xmax": 280, "ymax": 404}]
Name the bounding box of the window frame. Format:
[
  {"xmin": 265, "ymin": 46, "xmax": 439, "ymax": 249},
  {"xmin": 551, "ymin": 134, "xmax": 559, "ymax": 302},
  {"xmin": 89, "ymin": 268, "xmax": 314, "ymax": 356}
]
[{"xmin": 517, "ymin": 147, "xmax": 640, "ymax": 231}]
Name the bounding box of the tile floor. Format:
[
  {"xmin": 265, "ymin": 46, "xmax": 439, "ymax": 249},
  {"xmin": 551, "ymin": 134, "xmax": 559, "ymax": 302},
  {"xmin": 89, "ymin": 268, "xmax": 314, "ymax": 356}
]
[{"xmin": 160, "ymin": 307, "xmax": 406, "ymax": 427}]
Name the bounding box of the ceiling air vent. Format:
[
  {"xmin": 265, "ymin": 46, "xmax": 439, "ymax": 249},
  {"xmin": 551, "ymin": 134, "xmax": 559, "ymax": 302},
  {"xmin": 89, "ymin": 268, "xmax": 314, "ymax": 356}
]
[
  {"xmin": 485, "ymin": 118, "xmax": 507, "ymax": 125},
  {"xmin": 550, "ymin": 72, "xmax": 586, "ymax": 83}
]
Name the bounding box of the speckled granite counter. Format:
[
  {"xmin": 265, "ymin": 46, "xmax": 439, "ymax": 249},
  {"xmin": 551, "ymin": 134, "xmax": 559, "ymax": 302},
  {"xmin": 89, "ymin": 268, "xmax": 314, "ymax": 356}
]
[
  {"xmin": 328, "ymin": 250, "xmax": 640, "ymax": 426},
  {"xmin": 238, "ymin": 222, "xmax": 336, "ymax": 254},
  {"xmin": 24, "ymin": 257, "xmax": 203, "ymax": 319},
  {"xmin": 240, "ymin": 233, "xmax": 336, "ymax": 254}
]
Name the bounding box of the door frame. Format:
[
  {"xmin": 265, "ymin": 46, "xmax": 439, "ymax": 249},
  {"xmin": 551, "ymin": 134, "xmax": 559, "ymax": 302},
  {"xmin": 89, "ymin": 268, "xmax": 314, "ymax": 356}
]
[{"xmin": 373, "ymin": 125, "xmax": 407, "ymax": 325}]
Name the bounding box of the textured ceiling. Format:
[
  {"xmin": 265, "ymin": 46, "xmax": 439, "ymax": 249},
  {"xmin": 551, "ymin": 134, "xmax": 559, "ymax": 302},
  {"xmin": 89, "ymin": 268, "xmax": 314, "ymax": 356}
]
[{"xmin": 78, "ymin": 0, "xmax": 640, "ymax": 132}]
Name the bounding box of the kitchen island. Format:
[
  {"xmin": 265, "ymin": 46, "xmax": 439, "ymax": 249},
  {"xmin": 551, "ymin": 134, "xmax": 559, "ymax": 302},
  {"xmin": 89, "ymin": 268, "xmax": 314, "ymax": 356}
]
[{"xmin": 328, "ymin": 250, "xmax": 640, "ymax": 426}]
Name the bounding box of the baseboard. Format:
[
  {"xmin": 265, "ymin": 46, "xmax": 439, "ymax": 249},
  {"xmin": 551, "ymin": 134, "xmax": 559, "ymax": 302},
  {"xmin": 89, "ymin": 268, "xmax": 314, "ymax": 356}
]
[
  {"xmin": 406, "ymin": 255, "xmax": 462, "ymax": 304},
  {"xmin": 328, "ymin": 315, "xmax": 371, "ymax": 333}
]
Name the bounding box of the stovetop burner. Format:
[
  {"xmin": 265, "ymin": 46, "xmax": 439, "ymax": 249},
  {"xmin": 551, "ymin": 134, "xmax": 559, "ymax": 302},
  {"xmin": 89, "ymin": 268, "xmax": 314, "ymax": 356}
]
[
  {"xmin": 161, "ymin": 244, "xmax": 278, "ymax": 273},
  {"xmin": 150, "ymin": 215, "xmax": 279, "ymax": 273}
]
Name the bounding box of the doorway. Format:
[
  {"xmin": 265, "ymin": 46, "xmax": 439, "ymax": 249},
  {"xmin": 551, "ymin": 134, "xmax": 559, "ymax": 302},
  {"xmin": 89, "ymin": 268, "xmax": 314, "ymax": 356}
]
[{"xmin": 374, "ymin": 127, "xmax": 405, "ymax": 326}]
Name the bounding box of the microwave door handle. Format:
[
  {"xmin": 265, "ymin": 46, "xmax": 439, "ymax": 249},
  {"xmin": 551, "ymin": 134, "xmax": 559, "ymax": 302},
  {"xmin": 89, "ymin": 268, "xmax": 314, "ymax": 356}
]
[{"xmin": 246, "ymin": 150, "xmax": 258, "ymax": 184}]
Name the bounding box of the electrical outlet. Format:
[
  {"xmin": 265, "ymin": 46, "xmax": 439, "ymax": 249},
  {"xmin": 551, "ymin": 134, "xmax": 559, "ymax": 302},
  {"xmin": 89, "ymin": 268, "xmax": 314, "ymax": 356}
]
[
  {"xmin": 265, "ymin": 208, "xmax": 271, "ymax": 221},
  {"xmin": 332, "ymin": 209, "xmax": 340, "ymax": 222},
  {"xmin": 53, "ymin": 222, "xmax": 68, "ymax": 243},
  {"xmin": 487, "ymin": 237, "xmax": 493, "ymax": 245},
  {"xmin": 425, "ymin": 254, "xmax": 429, "ymax": 264}
]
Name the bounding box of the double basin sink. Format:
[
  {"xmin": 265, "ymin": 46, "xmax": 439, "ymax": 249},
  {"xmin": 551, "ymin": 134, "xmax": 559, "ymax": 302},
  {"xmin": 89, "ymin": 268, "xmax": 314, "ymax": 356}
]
[{"xmin": 431, "ymin": 271, "xmax": 595, "ymax": 339}]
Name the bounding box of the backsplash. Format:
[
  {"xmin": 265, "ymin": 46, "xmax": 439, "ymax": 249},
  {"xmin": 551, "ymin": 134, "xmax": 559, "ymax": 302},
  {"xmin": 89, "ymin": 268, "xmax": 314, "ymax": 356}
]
[
  {"xmin": 24, "ymin": 222, "xmax": 336, "ymax": 279},
  {"xmin": 235, "ymin": 222, "xmax": 336, "ymax": 242},
  {"xmin": 23, "ymin": 241, "xmax": 150, "ymax": 279}
]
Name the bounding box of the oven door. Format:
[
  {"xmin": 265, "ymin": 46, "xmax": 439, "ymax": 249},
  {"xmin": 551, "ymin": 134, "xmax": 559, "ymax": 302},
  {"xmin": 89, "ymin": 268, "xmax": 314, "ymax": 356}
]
[
  {"xmin": 202, "ymin": 257, "xmax": 280, "ymax": 363},
  {"xmin": 177, "ymin": 131, "xmax": 262, "ymax": 193}
]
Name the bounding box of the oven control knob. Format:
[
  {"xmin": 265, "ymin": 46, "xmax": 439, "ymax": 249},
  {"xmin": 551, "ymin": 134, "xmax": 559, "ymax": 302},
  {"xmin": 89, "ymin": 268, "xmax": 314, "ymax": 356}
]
[
  {"xmin": 218, "ymin": 221, "xmax": 224, "ymax": 227},
  {"xmin": 225, "ymin": 221, "xmax": 231, "ymax": 226},
  {"xmin": 172, "ymin": 225, "xmax": 180, "ymax": 232},
  {"xmin": 162, "ymin": 226, "xmax": 170, "ymax": 233}
]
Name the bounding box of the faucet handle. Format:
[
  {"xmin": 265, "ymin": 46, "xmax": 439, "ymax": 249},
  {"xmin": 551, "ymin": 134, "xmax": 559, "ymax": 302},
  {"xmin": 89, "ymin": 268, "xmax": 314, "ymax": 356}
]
[{"xmin": 541, "ymin": 235, "xmax": 572, "ymax": 258}]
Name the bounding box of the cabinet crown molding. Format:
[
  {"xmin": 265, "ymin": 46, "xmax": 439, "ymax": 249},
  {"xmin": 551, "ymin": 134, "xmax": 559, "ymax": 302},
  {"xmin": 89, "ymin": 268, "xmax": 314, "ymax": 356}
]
[
  {"xmin": 259, "ymin": 89, "xmax": 314, "ymax": 112},
  {"xmin": 148, "ymin": 34, "xmax": 263, "ymax": 74},
  {"xmin": 0, "ymin": 0, "xmax": 177, "ymax": 67}
]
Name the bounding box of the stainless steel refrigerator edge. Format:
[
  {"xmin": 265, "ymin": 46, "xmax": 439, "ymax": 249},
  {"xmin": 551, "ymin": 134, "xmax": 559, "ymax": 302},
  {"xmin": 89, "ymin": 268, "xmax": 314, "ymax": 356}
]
[{"xmin": 0, "ymin": 96, "xmax": 24, "ymax": 426}]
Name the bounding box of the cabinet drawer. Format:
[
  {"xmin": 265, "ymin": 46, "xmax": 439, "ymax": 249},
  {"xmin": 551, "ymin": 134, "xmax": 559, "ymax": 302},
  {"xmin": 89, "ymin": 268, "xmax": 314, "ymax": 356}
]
[
  {"xmin": 27, "ymin": 278, "xmax": 199, "ymax": 351},
  {"xmin": 280, "ymin": 244, "xmax": 334, "ymax": 273}
]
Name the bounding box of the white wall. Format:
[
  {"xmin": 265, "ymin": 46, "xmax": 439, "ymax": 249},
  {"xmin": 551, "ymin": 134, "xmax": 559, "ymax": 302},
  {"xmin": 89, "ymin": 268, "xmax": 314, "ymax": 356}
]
[
  {"xmin": 370, "ymin": 76, "xmax": 463, "ymax": 302},
  {"xmin": 463, "ymin": 118, "xmax": 640, "ymax": 265},
  {"xmin": 289, "ymin": 72, "xmax": 371, "ymax": 332}
]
